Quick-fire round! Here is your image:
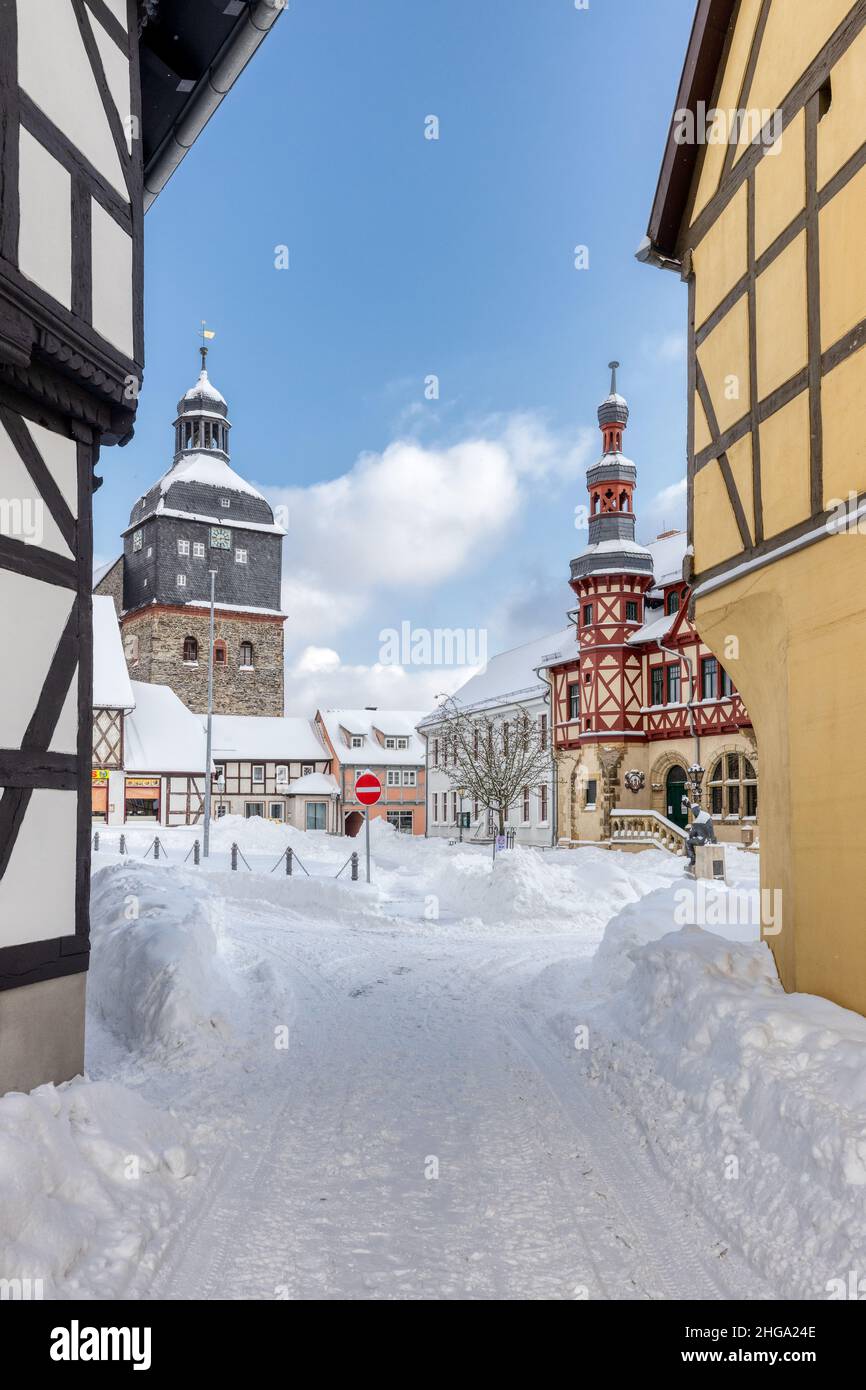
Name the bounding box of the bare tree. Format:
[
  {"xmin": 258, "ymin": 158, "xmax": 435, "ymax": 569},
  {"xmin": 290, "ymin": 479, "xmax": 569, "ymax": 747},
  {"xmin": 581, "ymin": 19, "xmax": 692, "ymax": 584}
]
[{"xmin": 433, "ymin": 697, "xmax": 552, "ymax": 834}]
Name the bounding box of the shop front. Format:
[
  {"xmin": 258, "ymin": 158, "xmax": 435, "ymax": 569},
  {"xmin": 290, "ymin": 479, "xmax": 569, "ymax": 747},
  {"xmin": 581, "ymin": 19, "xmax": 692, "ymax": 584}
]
[
  {"xmin": 91, "ymin": 770, "xmax": 110, "ymax": 821},
  {"xmin": 125, "ymin": 777, "xmax": 162, "ymax": 822}
]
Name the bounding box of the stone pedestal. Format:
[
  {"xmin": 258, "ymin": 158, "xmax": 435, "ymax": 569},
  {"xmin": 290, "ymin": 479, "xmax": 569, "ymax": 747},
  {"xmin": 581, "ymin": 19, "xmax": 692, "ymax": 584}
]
[{"xmin": 694, "ymin": 843, "xmax": 727, "ymax": 883}]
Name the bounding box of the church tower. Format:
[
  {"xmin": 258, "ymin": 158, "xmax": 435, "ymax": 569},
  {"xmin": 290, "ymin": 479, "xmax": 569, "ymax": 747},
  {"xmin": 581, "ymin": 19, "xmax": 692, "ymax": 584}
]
[
  {"xmin": 570, "ymin": 363, "xmax": 653, "ymax": 744},
  {"xmin": 112, "ymin": 349, "xmax": 286, "ymax": 716}
]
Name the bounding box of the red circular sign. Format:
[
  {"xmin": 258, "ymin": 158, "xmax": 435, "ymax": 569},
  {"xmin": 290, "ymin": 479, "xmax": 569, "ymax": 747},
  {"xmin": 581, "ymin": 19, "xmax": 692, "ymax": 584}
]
[{"xmin": 355, "ymin": 771, "xmax": 382, "ymax": 806}]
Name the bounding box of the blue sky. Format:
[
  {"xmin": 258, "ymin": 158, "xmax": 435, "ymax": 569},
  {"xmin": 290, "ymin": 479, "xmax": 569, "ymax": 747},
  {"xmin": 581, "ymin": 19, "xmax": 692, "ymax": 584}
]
[{"xmin": 94, "ymin": 0, "xmax": 696, "ymax": 712}]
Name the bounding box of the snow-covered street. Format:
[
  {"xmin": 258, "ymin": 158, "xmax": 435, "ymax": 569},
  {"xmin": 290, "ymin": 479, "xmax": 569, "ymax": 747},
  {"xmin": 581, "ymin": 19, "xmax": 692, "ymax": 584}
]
[{"xmin": 4, "ymin": 820, "xmax": 866, "ymax": 1301}]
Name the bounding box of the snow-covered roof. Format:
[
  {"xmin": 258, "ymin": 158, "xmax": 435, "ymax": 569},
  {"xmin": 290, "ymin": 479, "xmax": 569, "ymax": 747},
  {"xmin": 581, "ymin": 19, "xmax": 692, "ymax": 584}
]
[
  {"xmin": 209, "ymin": 715, "xmax": 328, "ymax": 762},
  {"xmin": 93, "ymin": 555, "xmax": 121, "ymax": 589},
  {"xmin": 646, "ymin": 530, "xmax": 687, "ymax": 589},
  {"xmin": 628, "ymin": 608, "xmax": 677, "ymax": 647},
  {"xmin": 179, "ymin": 369, "xmax": 227, "ymax": 410},
  {"xmin": 122, "ymin": 506, "xmax": 286, "ymax": 538},
  {"xmin": 125, "ymin": 681, "xmax": 210, "ymax": 773},
  {"xmin": 285, "ymin": 772, "xmax": 340, "ymax": 796},
  {"xmin": 318, "ymin": 709, "xmax": 428, "ymax": 765},
  {"xmin": 419, "ymin": 627, "xmax": 576, "ymax": 726},
  {"xmin": 92, "ymin": 595, "xmax": 134, "ymax": 710},
  {"xmin": 157, "ymin": 452, "xmax": 266, "ymax": 503}
]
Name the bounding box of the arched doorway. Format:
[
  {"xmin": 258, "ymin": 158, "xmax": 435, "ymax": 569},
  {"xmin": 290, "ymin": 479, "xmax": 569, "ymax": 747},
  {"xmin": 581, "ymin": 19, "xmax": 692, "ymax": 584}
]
[
  {"xmin": 344, "ymin": 810, "xmax": 364, "ymax": 838},
  {"xmin": 665, "ymin": 765, "xmax": 688, "ymax": 829}
]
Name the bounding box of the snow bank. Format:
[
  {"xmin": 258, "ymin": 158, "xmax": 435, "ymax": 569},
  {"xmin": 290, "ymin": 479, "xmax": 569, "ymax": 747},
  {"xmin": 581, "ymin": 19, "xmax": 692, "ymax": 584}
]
[
  {"xmin": 89, "ymin": 863, "xmax": 243, "ymax": 1061},
  {"xmin": 587, "ymin": 922, "xmax": 866, "ymax": 1297},
  {"xmin": 0, "ymin": 1078, "xmax": 193, "ymax": 1298}
]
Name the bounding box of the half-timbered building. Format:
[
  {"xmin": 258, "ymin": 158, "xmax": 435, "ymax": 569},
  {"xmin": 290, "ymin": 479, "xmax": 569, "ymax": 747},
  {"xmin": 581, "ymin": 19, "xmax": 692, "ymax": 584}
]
[
  {"xmin": 0, "ymin": 0, "xmax": 283, "ymax": 1094},
  {"xmin": 543, "ymin": 367, "xmax": 759, "ymax": 848},
  {"xmin": 642, "ymin": 0, "xmax": 866, "ymax": 1015},
  {"xmin": 316, "ymin": 710, "xmax": 428, "ymax": 837}
]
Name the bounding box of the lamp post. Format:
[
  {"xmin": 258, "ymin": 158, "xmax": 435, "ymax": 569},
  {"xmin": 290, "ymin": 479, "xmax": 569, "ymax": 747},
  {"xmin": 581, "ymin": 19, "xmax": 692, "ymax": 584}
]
[{"xmin": 202, "ymin": 569, "xmax": 216, "ymax": 858}]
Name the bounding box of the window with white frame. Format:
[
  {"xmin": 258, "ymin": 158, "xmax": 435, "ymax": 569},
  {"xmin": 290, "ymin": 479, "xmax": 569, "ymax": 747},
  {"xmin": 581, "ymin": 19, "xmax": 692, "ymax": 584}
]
[
  {"xmin": 252, "ymin": 765, "xmax": 264, "ymax": 785},
  {"xmin": 176, "ymin": 573, "xmax": 187, "ymax": 587},
  {"xmin": 384, "ymin": 736, "xmax": 409, "ymax": 749},
  {"xmin": 275, "ymin": 765, "xmax": 289, "ymax": 785},
  {"xmin": 402, "ymin": 770, "xmax": 416, "ymax": 787},
  {"xmin": 193, "ymin": 541, "xmax": 205, "ymax": 558},
  {"xmin": 220, "ymin": 497, "xmax": 231, "ymax": 508},
  {"xmin": 451, "ymin": 791, "xmax": 458, "ymax": 822},
  {"xmin": 350, "ymin": 735, "xmax": 364, "ymax": 748},
  {"xmin": 432, "ymin": 738, "xmax": 439, "ymax": 767},
  {"xmin": 178, "ymin": 538, "xmax": 190, "ymax": 556},
  {"xmin": 235, "ymin": 548, "xmax": 248, "ymax": 564},
  {"xmin": 539, "ymin": 783, "xmax": 548, "ymax": 823},
  {"xmin": 521, "ymin": 786, "xmax": 530, "ymax": 823},
  {"xmin": 432, "ymin": 793, "xmax": 438, "ymax": 823},
  {"xmin": 387, "ymin": 769, "xmax": 400, "ymax": 787},
  {"xmin": 133, "ymin": 529, "xmax": 142, "ymax": 551}
]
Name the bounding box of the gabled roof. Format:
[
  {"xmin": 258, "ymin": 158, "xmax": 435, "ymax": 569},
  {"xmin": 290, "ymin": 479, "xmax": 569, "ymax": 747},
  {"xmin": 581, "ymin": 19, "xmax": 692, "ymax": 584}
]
[
  {"xmin": 645, "ymin": 0, "xmax": 738, "ymax": 260},
  {"xmin": 208, "ymin": 716, "xmax": 328, "ymax": 762},
  {"xmin": 418, "ymin": 627, "xmax": 576, "ymax": 727},
  {"xmin": 317, "ymin": 710, "xmax": 428, "ymax": 765},
  {"xmin": 125, "ymin": 681, "xmax": 210, "ymax": 772},
  {"xmin": 92, "ymin": 595, "xmax": 135, "ymax": 709}
]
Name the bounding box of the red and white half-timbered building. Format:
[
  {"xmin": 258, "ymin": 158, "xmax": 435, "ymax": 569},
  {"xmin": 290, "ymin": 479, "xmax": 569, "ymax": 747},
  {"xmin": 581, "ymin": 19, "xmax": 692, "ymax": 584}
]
[{"xmin": 546, "ymin": 367, "xmax": 759, "ymax": 848}]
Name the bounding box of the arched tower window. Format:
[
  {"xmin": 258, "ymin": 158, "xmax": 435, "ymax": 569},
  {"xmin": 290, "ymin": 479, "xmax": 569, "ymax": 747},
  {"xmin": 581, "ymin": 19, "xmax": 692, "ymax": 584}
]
[{"xmin": 183, "ymin": 636, "xmax": 198, "ymax": 663}]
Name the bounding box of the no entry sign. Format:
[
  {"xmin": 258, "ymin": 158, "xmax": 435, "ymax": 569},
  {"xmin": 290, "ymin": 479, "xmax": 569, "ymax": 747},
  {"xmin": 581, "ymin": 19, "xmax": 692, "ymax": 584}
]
[{"xmin": 355, "ymin": 771, "xmax": 382, "ymax": 806}]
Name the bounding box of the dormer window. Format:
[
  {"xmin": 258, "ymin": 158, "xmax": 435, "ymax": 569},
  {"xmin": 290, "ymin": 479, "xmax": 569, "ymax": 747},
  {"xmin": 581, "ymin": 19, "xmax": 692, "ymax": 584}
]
[
  {"xmin": 350, "ymin": 735, "xmax": 364, "ymax": 748},
  {"xmin": 220, "ymin": 497, "xmax": 231, "ymax": 508},
  {"xmin": 666, "ymin": 589, "xmax": 680, "ymax": 616},
  {"xmin": 384, "ymin": 736, "xmax": 410, "ymax": 749}
]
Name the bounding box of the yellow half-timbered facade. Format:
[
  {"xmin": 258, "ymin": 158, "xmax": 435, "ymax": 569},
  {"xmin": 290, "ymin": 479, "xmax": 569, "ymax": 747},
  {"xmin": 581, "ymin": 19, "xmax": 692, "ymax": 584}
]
[{"xmin": 644, "ymin": 0, "xmax": 866, "ymax": 1014}]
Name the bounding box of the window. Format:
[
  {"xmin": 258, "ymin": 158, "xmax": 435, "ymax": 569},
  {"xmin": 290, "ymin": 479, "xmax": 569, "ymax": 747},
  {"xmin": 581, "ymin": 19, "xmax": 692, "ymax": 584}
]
[
  {"xmin": 384, "ymin": 736, "xmax": 409, "ymax": 749},
  {"xmin": 270, "ymin": 803, "xmax": 285, "ymax": 821},
  {"xmin": 432, "ymin": 739, "xmax": 439, "ymax": 767},
  {"xmin": 625, "ymin": 600, "xmax": 638, "ymax": 623},
  {"xmin": 133, "ymin": 529, "xmax": 142, "ymax": 551},
  {"xmin": 183, "ymin": 636, "xmax": 198, "ymax": 663},
  {"xmin": 666, "ymin": 663, "xmax": 681, "ymax": 704},
  {"xmin": 303, "ymin": 802, "xmax": 324, "ymax": 831},
  {"xmin": 452, "ymin": 792, "xmax": 458, "ymax": 822},
  {"xmin": 209, "ymin": 527, "xmax": 231, "ymax": 549},
  {"xmin": 569, "ymin": 684, "xmax": 580, "ymax": 721},
  {"xmin": 701, "ymin": 656, "xmax": 719, "ymax": 700},
  {"xmin": 178, "ymin": 538, "xmax": 190, "ymax": 556},
  {"xmin": 539, "ymin": 712, "xmax": 548, "ymax": 751},
  {"xmin": 402, "ymin": 770, "xmax": 417, "ymax": 787},
  {"xmin": 350, "ymin": 735, "xmax": 364, "ymax": 748},
  {"xmin": 220, "ymin": 497, "xmax": 231, "ymax": 509},
  {"xmin": 302, "ymin": 764, "xmax": 313, "ymax": 776},
  {"xmin": 651, "ymin": 665, "xmax": 664, "ymax": 706},
  {"xmin": 473, "ymin": 726, "xmax": 480, "ymax": 758},
  {"xmin": 252, "ymin": 765, "xmax": 264, "ymax": 785},
  {"xmin": 582, "ymin": 603, "xmax": 593, "ymax": 626},
  {"xmin": 666, "ymin": 589, "xmax": 680, "ymax": 615},
  {"xmin": 721, "ymin": 668, "xmax": 734, "ymax": 697},
  {"xmin": 213, "ymin": 640, "xmax": 227, "ymax": 666},
  {"xmin": 235, "ymin": 548, "xmax": 248, "ymax": 564},
  {"xmin": 387, "ymin": 811, "xmax": 413, "ymax": 833},
  {"xmin": 176, "ymin": 573, "xmax": 187, "ymax": 588},
  {"xmin": 146, "ymin": 546, "xmax": 152, "ymax": 558},
  {"xmin": 193, "ymin": 541, "xmax": 205, "ymax": 559},
  {"xmin": 502, "ymin": 722, "xmax": 509, "ymax": 756},
  {"xmin": 245, "ymin": 802, "xmax": 265, "ymax": 819},
  {"xmin": 387, "ymin": 769, "xmax": 400, "ymax": 787},
  {"xmin": 539, "ymin": 783, "xmax": 548, "ymax": 823},
  {"xmin": 432, "ymin": 793, "xmax": 438, "ymax": 823},
  {"xmin": 240, "ymin": 640, "xmax": 254, "ymax": 667},
  {"xmin": 275, "ymin": 765, "xmax": 289, "ymax": 786},
  {"xmin": 521, "ymin": 786, "xmax": 530, "ymax": 823},
  {"xmin": 585, "ymin": 778, "xmax": 597, "ymax": 809},
  {"xmin": 708, "ymin": 753, "xmax": 758, "ymax": 820}
]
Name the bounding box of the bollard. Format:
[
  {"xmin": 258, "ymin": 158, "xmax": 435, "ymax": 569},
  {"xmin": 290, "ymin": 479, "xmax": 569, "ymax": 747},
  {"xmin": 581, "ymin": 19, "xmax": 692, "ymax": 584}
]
[
  {"xmin": 231, "ymin": 842, "xmax": 238, "ymax": 872},
  {"xmin": 351, "ymin": 851, "xmax": 358, "ymax": 882},
  {"xmin": 93, "ymin": 831, "xmax": 99, "ymax": 852},
  {"xmin": 193, "ymin": 839, "xmax": 200, "ymax": 865},
  {"xmin": 153, "ymin": 837, "xmax": 160, "ymax": 861},
  {"xmin": 285, "ymin": 847, "xmax": 293, "ymax": 877},
  {"xmin": 119, "ymin": 833, "xmax": 126, "ymax": 856}
]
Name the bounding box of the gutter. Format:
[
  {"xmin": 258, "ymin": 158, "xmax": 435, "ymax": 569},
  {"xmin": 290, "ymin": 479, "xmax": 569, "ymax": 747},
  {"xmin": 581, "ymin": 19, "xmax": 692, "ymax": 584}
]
[{"xmin": 144, "ymin": 0, "xmax": 286, "ymax": 210}]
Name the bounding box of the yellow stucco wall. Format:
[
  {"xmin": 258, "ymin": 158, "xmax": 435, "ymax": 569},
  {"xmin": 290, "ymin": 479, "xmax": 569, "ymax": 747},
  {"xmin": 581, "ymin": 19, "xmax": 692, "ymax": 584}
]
[{"xmin": 696, "ymin": 533, "xmax": 866, "ymax": 1015}]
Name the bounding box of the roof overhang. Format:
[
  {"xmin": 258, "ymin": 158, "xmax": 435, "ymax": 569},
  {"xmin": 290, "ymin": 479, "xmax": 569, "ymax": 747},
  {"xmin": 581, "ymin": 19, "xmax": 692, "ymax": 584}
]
[
  {"xmin": 139, "ymin": 0, "xmax": 285, "ymax": 210},
  {"xmin": 642, "ymin": 0, "xmax": 737, "ymax": 265}
]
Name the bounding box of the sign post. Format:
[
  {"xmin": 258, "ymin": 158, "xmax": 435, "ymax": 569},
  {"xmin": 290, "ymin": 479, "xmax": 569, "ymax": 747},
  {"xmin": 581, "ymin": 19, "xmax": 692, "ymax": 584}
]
[{"xmin": 354, "ymin": 770, "xmax": 382, "ymax": 883}]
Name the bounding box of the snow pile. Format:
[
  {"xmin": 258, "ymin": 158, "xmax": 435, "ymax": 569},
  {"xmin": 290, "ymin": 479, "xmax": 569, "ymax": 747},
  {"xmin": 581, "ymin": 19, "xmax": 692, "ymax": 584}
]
[
  {"xmin": 0, "ymin": 1078, "xmax": 193, "ymax": 1299},
  {"xmin": 89, "ymin": 863, "xmax": 243, "ymax": 1060},
  {"xmin": 587, "ymin": 923, "xmax": 866, "ymax": 1297}
]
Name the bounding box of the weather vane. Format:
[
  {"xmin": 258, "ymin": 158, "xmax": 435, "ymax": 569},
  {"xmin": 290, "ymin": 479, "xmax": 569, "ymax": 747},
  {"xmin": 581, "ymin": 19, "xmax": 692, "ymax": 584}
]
[{"xmin": 199, "ymin": 319, "xmax": 215, "ymax": 370}]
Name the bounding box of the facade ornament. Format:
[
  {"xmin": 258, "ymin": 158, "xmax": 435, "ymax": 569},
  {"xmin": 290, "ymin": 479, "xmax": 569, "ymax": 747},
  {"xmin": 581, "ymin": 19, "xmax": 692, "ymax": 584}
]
[{"xmin": 623, "ymin": 768, "xmax": 645, "ymax": 793}]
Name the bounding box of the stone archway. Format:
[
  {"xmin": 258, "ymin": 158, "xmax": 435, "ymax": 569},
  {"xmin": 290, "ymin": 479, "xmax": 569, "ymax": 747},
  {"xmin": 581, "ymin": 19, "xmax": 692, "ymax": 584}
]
[{"xmin": 650, "ymin": 750, "xmax": 690, "ymax": 820}]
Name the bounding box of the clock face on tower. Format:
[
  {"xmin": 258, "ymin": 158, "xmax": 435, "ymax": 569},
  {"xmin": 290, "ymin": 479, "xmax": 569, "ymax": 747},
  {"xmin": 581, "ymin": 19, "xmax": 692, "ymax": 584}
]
[{"xmin": 209, "ymin": 527, "xmax": 232, "ymax": 549}]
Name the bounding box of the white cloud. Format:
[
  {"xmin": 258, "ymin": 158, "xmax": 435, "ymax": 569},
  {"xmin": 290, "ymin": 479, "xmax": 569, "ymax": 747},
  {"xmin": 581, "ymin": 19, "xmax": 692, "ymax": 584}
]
[
  {"xmin": 641, "ymin": 476, "xmax": 687, "ymax": 536},
  {"xmin": 285, "ymin": 645, "xmax": 472, "ymax": 716}
]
